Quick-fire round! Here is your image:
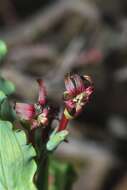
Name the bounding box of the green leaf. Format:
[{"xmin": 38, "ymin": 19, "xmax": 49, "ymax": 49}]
[
  {"xmin": 0, "ymin": 78, "xmax": 15, "ymax": 95},
  {"xmin": 0, "ymin": 40, "xmax": 7, "ymax": 60},
  {"xmin": 0, "ymin": 120, "xmax": 37, "ymax": 190},
  {"xmin": 0, "ymin": 98, "xmax": 16, "ymax": 122},
  {"xmin": 0, "ymin": 91, "xmax": 6, "ymax": 105},
  {"xmin": 49, "ymin": 158, "xmax": 77, "ymax": 190},
  {"xmin": 0, "ymin": 91, "xmax": 16, "ymax": 122}
]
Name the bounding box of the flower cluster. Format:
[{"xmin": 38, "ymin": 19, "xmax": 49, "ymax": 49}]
[
  {"xmin": 15, "ymin": 79, "xmax": 51, "ymax": 129},
  {"xmin": 15, "ymin": 74, "xmax": 94, "ymax": 151}
]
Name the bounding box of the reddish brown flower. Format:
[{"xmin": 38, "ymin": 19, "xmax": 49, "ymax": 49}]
[
  {"xmin": 58, "ymin": 74, "xmax": 94, "ymax": 131},
  {"xmin": 15, "ymin": 79, "xmax": 51, "ymax": 129}
]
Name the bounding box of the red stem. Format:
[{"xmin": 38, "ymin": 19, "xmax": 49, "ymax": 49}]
[{"xmin": 58, "ymin": 112, "xmax": 69, "ymax": 131}]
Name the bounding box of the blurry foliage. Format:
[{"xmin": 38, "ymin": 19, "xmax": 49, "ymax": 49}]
[
  {"xmin": 0, "ymin": 40, "xmax": 7, "ymax": 60},
  {"xmin": 0, "ymin": 77, "xmax": 15, "ymax": 95},
  {"xmin": 49, "ymin": 158, "xmax": 77, "ymax": 190}
]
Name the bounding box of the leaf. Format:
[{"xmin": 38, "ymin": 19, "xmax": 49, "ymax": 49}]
[
  {"xmin": 0, "ymin": 91, "xmax": 6, "ymax": 105},
  {"xmin": 0, "ymin": 120, "xmax": 37, "ymax": 190},
  {"xmin": 0, "ymin": 98, "xmax": 16, "ymax": 122},
  {"xmin": 48, "ymin": 158, "xmax": 77, "ymax": 190},
  {"xmin": 0, "ymin": 91, "xmax": 16, "ymax": 122},
  {"xmin": 0, "ymin": 78, "xmax": 15, "ymax": 95},
  {"xmin": 0, "ymin": 40, "xmax": 7, "ymax": 60}
]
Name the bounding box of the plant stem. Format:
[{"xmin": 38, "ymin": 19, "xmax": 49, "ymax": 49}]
[
  {"xmin": 58, "ymin": 112, "xmax": 69, "ymax": 131},
  {"xmin": 37, "ymin": 150, "xmax": 49, "ymax": 190}
]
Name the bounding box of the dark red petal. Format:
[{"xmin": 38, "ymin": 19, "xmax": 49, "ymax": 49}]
[
  {"xmin": 64, "ymin": 99, "xmax": 75, "ymax": 110},
  {"xmin": 15, "ymin": 103, "xmax": 35, "ymax": 120},
  {"xmin": 64, "ymin": 75, "xmax": 76, "ymax": 95},
  {"xmin": 37, "ymin": 79, "xmax": 46, "ymax": 105},
  {"xmin": 42, "ymin": 107, "xmax": 49, "ymax": 116},
  {"xmin": 85, "ymin": 86, "xmax": 94, "ymax": 96},
  {"xmin": 73, "ymin": 74, "xmax": 85, "ymax": 93},
  {"xmin": 30, "ymin": 119, "xmax": 39, "ymax": 130}
]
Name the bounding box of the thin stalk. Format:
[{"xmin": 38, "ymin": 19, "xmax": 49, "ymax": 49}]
[{"xmin": 58, "ymin": 112, "xmax": 69, "ymax": 131}]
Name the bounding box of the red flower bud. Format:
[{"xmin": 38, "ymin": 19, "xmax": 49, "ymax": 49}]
[{"xmin": 58, "ymin": 74, "xmax": 94, "ymax": 131}]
